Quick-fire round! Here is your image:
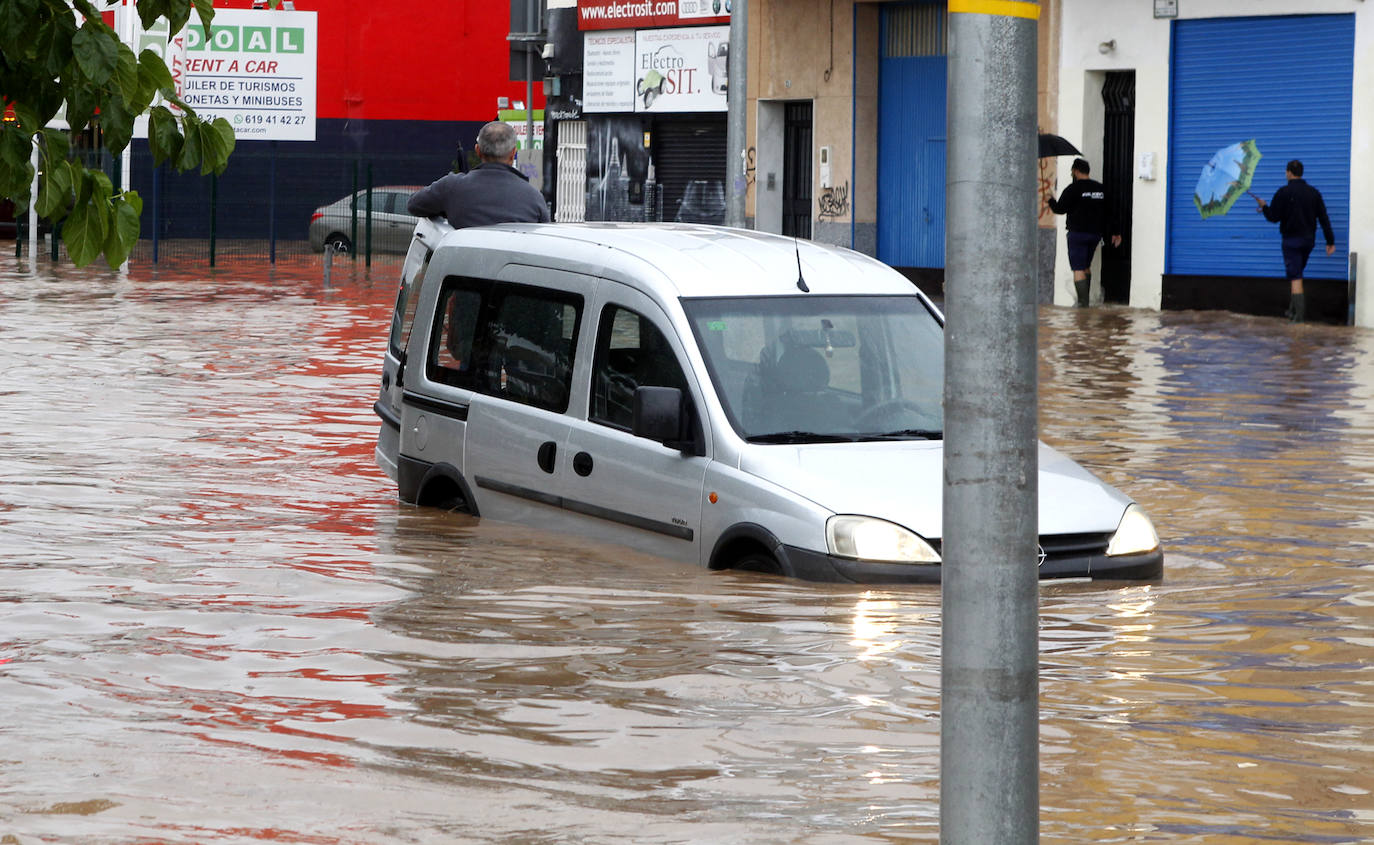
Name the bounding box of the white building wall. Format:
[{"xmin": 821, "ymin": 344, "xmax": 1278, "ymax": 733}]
[{"xmin": 1057, "ymin": 0, "xmax": 1373, "ymax": 325}]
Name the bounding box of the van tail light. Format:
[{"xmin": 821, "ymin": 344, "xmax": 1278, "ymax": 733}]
[{"xmin": 310, "ymin": 212, "xmax": 323, "ymax": 222}]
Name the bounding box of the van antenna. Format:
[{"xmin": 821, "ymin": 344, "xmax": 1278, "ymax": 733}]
[{"xmin": 794, "ymin": 238, "xmax": 810, "ymax": 292}]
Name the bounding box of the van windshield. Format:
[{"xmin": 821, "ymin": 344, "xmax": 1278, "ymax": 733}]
[{"xmin": 683, "ymin": 295, "xmax": 944, "ymax": 443}]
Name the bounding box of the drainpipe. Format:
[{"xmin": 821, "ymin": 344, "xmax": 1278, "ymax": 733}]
[
  {"xmin": 526, "ymin": 0, "xmax": 536, "ymax": 156},
  {"xmin": 725, "ymin": 0, "xmax": 748, "ymax": 228},
  {"xmin": 940, "ymin": 2, "xmax": 1042, "ymax": 844}
]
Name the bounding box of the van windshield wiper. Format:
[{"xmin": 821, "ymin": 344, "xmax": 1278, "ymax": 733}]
[
  {"xmin": 859, "ymin": 429, "xmax": 943, "ymax": 441},
  {"xmin": 746, "ymin": 431, "xmax": 858, "ymax": 444}
]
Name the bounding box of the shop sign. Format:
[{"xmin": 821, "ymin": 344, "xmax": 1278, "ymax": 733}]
[
  {"xmin": 577, "ymin": 0, "xmax": 729, "ymax": 32},
  {"xmin": 498, "ymin": 109, "xmax": 546, "ymax": 149},
  {"xmin": 584, "ymin": 25, "xmax": 728, "ymax": 113},
  {"xmin": 584, "ymin": 30, "xmax": 638, "ymax": 112}
]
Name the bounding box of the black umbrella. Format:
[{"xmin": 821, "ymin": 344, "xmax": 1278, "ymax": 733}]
[{"xmin": 1038, "ymin": 133, "xmax": 1082, "ymax": 158}]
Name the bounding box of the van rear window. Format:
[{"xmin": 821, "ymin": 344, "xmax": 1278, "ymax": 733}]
[{"xmin": 426, "ymin": 276, "xmax": 583, "ymax": 414}]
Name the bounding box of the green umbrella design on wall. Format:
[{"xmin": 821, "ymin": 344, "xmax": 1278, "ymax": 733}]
[{"xmin": 1194, "ymin": 140, "xmax": 1263, "ymax": 219}]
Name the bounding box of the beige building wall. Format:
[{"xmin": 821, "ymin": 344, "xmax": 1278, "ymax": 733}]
[
  {"xmin": 748, "ymin": 0, "xmax": 863, "ymax": 249},
  {"xmin": 748, "ymin": 0, "xmax": 1059, "ymax": 266}
]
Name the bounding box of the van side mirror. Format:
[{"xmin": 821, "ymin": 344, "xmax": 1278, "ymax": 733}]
[{"xmin": 632, "ymin": 386, "xmax": 697, "ymax": 453}]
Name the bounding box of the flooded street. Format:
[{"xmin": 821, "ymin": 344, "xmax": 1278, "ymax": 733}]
[{"xmin": 1, "ymin": 253, "xmax": 1370, "ymax": 844}]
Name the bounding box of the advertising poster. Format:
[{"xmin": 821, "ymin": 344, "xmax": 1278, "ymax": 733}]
[
  {"xmin": 632, "ymin": 25, "xmax": 728, "ymax": 113},
  {"xmin": 584, "ymin": 26, "xmax": 728, "ymax": 114},
  {"xmin": 179, "ymin": 9, "xmax": 317, "ymax": 141},
  {"xmin": 583, "ymin": 30, "xmax": 636, "ymax": 113},
  {"xmin": 124, "ymin": 8, "xmax": 318, "ymax": 141}
]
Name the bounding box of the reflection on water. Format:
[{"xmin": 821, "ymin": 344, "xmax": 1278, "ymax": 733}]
[{"xmin": 0, "ymin": 254, "xmax": 1371, "ymax": 843}]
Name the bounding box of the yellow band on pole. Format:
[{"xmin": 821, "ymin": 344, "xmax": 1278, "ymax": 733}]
[{"xmin": 948, "ymin": 0, "xmax": 1041, "ymax": 20}]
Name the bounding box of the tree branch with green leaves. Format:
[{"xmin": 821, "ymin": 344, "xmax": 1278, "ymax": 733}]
[{"xmin": 0, "ymin": 0, "xmax": 239, "ymax": 267}]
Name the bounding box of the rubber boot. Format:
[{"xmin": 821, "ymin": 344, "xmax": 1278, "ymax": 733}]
[
  {"xmin": 1074, "ymin": 279, "xmax": 1090, "ymax": 308},
  {"xmin": 1289, "ymin": 293, "xmax": 1305, "ymax": 323}
]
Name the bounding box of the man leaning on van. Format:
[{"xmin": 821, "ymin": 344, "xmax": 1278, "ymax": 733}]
[{"xmin": 407, "ymin": 121, "xmax": 551, "ymax": 227}]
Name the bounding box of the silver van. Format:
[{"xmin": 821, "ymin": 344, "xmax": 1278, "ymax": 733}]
[{"xmin": 374, "ymin": 221, "xmax": 1163, "ymax": 583}]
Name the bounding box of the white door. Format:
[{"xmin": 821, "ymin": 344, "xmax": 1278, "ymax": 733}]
[{"xmin": 461, "ymin": 267, "xmax": 597, "ymax": 525}]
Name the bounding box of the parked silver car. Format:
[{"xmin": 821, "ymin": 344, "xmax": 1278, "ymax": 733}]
[{"xmin": 308, "ymin": 186, "xmax": 422, "ymax": 254}]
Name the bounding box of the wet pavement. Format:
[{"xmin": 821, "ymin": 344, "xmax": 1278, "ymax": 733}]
[{"xmin": 0, "ymin": 252, "xmax": 1370, "ymax": 843}]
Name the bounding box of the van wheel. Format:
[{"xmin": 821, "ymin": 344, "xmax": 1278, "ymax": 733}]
[
  {"xmin": 732, "ymin": 552, "xmax": 782, "ymax": 575},
  {"xmin": 416, "ymin": 476, "xmax": 469, "ymax": 513},
  {"xmin": 431, "ymin": 492, "xmax": 467, "ymax": 512},
  {"xmin": 325, "ymin": 234, "xmax": 352, "ymax": 254}
]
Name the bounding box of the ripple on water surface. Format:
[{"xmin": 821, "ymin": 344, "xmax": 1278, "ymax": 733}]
[{"xmin": 0, "ymin": 258, "xmax": 1371, "ymax": 843}]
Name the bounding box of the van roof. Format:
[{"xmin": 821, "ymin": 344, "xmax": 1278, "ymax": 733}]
[{"xmin": 436, "ymin": 222, "xmax": 921, "ymax": 299}]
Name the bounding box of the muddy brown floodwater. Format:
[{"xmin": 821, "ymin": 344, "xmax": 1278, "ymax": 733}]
[{"xmin": 0, "ymin": 253, "xmax": 1370, "ymax": 844}]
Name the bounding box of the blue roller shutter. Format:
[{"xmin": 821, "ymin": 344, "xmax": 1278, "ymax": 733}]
[
  {"xmin": 1167, "ymin": 14, "xmax": 1352, "ymax": 278},
  {"xmin": 878, "ymin": 2, "xmax": 946, "ymax": 269}
]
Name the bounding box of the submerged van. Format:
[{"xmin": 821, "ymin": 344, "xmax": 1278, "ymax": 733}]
[{"xmin": 374, "ymin": 221, "xmax": 1163, "ymax": 584}]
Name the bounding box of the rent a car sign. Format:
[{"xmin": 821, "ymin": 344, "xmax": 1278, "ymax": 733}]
[
  {"xmin": 126, "ymin": 9, "xmax": 318, "ymax": 142},
  {"xmin": 177, "ymin": 10, "xmax": 317, "ymax": 141}
]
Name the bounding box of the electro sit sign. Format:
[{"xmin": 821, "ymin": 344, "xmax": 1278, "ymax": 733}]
[{"xmin": 178, "ymin": 9, "xmax": 318, "ymax": 141}]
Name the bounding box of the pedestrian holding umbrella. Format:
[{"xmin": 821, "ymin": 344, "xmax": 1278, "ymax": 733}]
[
  {"xmin": 1254, "ymin": 158, "xmax": 1336, "ymax": 323},
  {"xmin": 1194, "ymin": 140, "xmax": 1262, "ymax": 219},
  {"xmin": 1046, "ymin": 158, "xmax": 1121, "ymax": 307}
]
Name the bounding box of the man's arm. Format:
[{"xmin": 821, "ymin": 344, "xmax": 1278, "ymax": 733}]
[
  {"xmin": 1104, "ymin": 188, "xmax": 1122, "ymax": 247},
  {"xmin": 406, "ymin": 177, "xmax": 449, "ymax": 218},
  {"xmin": 1046, "ymin": 183, "xmax": 1074, "ymax": 215},
  {"xmin": 1258, "ymin": 187, "xmax": 1284, "ymax": 223},
  {"xmin": 1317, "ymin": 195, "xmax": 1335, "ymax": 252}
]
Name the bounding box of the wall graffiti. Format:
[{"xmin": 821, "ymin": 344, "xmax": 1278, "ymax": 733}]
[
  {"xmin": 732, "ymin": 146, "xmax": 756, "ymax": 200},
  {"xmin": 818, "ymin": 181, "xmax": 849, "ymax": 220},
  {"xmin": 1038, "ymin": 156, "xmax": 1057, "ymax": 225}
]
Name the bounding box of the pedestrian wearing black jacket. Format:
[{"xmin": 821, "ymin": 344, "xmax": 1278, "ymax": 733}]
[
  {"xmin": 408, "ymin": 121, "xmax": 550, "ymax": 228},
  {"xmin": 1255, "ymin": 159, "xmax": 1335, "ymax": 322},
  {"xmin": 1047, "ymin": 158, "xmax": 1122, "ymax": 307}
]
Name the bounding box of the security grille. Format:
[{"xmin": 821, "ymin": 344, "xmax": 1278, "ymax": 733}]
[{"xmin": 555, "ymin": 120, "xmax": 588, "ymax": 223}]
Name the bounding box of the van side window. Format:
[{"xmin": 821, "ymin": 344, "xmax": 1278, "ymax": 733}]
[
  {"xmin": 433, "ymin": 288, "xmax": 481, "ymax": 371},
  {"xmin": 388, "ymin": 252, "xmax": 434, "ymax": 357},
  {"xmin": 590, "ymin": 305, "xmax": 688, "ymax": 430},
  {"xmin": 427, "ymin": 277, "xmax": 582, "ymax": 413}
]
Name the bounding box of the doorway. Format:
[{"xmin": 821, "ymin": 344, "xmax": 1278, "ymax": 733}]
[
  {"xmin": 1100, "ymin": 70, "xmax": 1135, "ymax": 304},
  {"xmin": 782, "ymin": 102, "xmax": 813, "ymax": 239}
]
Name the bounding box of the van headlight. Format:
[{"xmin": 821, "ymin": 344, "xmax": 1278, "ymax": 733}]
[
  {"xmin": 1105, "ymin": 504, "xmax": 1160, "ymax": 556},
  {"xmin": 826, "ymin": 515, "xmax": 941, "ymax": 563}
]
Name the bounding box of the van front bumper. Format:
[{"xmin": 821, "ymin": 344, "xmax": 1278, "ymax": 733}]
[{"xmin": 779, "ymin": 545, "xmax": 1163, "ymax": 584}]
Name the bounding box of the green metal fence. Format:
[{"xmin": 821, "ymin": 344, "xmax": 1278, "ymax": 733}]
[{"xmin": 10, "ymin": 144, "xmax": 454, "ymax": 269}]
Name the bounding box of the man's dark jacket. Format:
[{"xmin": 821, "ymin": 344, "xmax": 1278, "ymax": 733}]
[
  {"xmin": 407, "ymin": 162, "xmax": 550, "ymax": 228},
  {"xmin": 1047, "ymin": 178, "xmax": 1116, "ymax": 236},
  {"xmin": 1262, "ymin": 178, "xmax": 1334, "ymax": 245}
]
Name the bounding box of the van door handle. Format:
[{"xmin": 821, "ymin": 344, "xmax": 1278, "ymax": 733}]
[
  {"xmin": 572, "ymin": 451, "xmax": 593, "ymax": 477},
  {"xmin": 537, "ymin": 441, "xmax": 557, "ymax": 474}
]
